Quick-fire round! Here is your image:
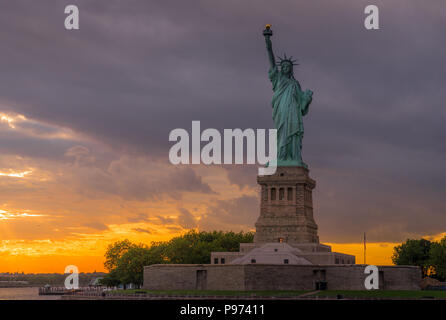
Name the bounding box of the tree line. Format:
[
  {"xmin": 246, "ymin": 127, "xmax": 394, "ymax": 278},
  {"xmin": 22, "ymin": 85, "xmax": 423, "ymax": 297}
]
[{"xmin": 100, "ymin": 230, "xmax": 254, "ymax": 287}]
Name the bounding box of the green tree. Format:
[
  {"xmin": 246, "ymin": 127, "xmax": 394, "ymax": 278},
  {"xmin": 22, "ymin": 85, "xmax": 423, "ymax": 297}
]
[
  {"xmin": 392, "ymin": 238, "xmax": 432, "ymax": 277},
  {"xmin": 102, "ymin": 240, "xmax": 169, "ymax": 287},
  {"xmin": 115, "ymin": 245, "xmax": 151, "ymax": 287},
  {"xmin": 99, "ymin": 269, "xmax": 120, "ymax": 287},
  {"xmin": 165, "ymin": 230, "xmax": 254, "ymax": 264},
  {"xmin": 104, "ymin": 239, "xmax": 135, "ymax": 272},
  {"xmin": 429, "ymin": 236, "xmax": 446, "ymax": 281}
]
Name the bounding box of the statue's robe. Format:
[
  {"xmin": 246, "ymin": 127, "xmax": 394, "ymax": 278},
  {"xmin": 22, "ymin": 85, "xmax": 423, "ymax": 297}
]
[{"xmin": 269, "ymin": 66, "xmax": 312, "ymax": 164}]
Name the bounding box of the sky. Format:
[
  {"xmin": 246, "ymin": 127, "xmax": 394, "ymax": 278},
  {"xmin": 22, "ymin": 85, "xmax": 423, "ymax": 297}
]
[{"xmin": 0, "ymin": 0, "xmax": 445, "ymax": 272}]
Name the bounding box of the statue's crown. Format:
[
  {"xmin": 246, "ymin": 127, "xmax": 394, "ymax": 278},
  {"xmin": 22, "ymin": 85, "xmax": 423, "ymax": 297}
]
[{"xmin": 276, "ymin": 54, "xmax": 299, "ymax": 66}]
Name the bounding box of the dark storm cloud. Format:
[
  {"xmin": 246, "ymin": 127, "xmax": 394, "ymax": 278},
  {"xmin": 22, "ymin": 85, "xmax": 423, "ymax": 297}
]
[
  {"xmin": 199, "ymin": 195, "xmax": 259, "ymax": 231},
  {"xmin": 224, "ymin": 165, "xmax": 258, "ymax": 190},
  {"xmin": 177, "ymin": 208, "xmax": 197, "ymax": 229},
  {"xmin": 155, "ymin": 215, "xmax": 176, "ymax": 225},
  {"xmin": 1, "ymin": 0, "xmax": 446, "ymax": 242},
  {"xmin": 83, "ymin": 221, "xmax": 109, "ymax": 231},
  {"xmin": 132, "ymin": 227, "xmax": 154, "ymax": 234},
  {"xmin": 62, "ymin": 161, "xmax": 216, "ymax": 201},
  {"xmin": 142, "ymin": 209, "xmax": 197, "ymax": 230},
  {"xmin": 127, "ymin": 213, "xmax": 149, "ymax": 223},
  {"xmin": 0, "ymin": 117, "xmax": 86, "ymax": 160}
]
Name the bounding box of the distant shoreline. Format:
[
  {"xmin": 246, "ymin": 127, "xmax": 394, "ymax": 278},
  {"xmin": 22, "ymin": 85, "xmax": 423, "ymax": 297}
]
[
  {"xmin": 0, "ymin": 282, "xmax": 35, "ymax": 288},
  {"xmin": 0, "ymin": 273, "xmax": 106, "ymax": 288}
]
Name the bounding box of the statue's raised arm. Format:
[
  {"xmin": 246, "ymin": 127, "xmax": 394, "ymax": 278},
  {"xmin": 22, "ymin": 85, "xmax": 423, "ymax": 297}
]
[{"xmin": 263, "ymin": 24, "xmax": 276, "ymax": 70}]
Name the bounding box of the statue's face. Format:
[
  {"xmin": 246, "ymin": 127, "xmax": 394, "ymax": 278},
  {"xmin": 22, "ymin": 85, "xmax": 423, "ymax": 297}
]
[{"xmin": 281, "ymin": 62, "xmax": 292, "ymax": 76}]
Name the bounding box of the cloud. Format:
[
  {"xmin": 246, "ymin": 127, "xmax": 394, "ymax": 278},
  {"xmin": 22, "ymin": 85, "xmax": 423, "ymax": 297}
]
[
  {"xmin": 224, "ymin": 165, "xmax": 258, "ymax": 190},
  {"xmin": 132, "ymin": 227, "xmax": 153, "ymax": 234},
  {"xmin": 65, "ymin": 145, "xmax": 96, "ymax": 166},
  {"xmin": 177, "ymin": 208, "xmax": 197, "ymax": 229},
  {"xmin": 83, "ymin": 222, "xmax": 109, "ymax": 231},
  {"xmin": 199, "ymin": 195, "xmax": 258, "ymax": 231},
  {"xmin": 155, "ymin": 215, "xmax": 176, "ymax": 225},
  {"xmin": 57, "ymin": 155, "xmax": 216, "ymax": 201},
  {"xmin": 126, "ymin": 213, "xmax": 149, "ymax": 223}
]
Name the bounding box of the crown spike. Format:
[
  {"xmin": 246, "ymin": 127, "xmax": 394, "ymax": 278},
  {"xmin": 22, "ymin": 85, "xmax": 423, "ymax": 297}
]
[{"xmin": 276, "ymin": 53, "xmax": 300, "ymax": 67}]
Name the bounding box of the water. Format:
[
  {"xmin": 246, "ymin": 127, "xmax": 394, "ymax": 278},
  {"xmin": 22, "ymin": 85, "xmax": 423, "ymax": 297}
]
[{"xmin": 0, "ymin": 287, "xmax": 61, "ymax": 300}]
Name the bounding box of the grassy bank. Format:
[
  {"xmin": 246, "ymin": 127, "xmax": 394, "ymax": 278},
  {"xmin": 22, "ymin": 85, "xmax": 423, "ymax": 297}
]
[
  {"xmin": 111, "ymin": 289, "xmax": 446, "ymax": 299},
  {"xmin": 314, "ymin": 290, "xmax": 446, "ymax": 299},
  {"xmin": 111, "ymin": 289, "xmax": 309, "ymax": 297}
]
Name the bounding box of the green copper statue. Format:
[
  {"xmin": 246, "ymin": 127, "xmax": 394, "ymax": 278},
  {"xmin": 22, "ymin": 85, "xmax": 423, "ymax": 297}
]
[{"xmin": 263, "ymin": 25, "xmax": 313, "ymax": 168}]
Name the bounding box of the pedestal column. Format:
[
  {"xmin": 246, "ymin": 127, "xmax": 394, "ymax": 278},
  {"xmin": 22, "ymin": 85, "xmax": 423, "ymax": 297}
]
[{"xmin": 254, "ymin": 166, "xmax": 319, "ymax": 245}]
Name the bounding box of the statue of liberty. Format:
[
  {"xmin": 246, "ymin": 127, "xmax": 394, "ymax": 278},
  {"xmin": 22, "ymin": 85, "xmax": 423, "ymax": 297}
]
[{"xmin": 263, "ymin": 25, "xmax": 313, "ymax": 168}]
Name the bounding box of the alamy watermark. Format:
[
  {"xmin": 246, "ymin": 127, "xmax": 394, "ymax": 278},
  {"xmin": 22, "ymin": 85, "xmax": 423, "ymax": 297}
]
[
  {"xmin": 64, "ymin": 265, "xmax": 79, "ymax": 289},
  {"xmin": 364, "ymin": 265, "xmax": 379, "ymax": 290},
  {"xmin": 168, "ymin": 121, "xmax": 278, "ymax": 175}
]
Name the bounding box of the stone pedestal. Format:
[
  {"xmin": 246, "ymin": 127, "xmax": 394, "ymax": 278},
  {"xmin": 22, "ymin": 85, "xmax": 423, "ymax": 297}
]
[
  {"xmin": 210, "ymin": 165, "xmax": 355, "ymax": 266},
  {"xmin": 254, "ymin": 166, "xmax": 319, "ymax": 245}
]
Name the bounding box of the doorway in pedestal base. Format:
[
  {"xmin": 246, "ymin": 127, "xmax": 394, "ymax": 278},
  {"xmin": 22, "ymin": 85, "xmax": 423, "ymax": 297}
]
[{"xmin": 196, "ymin": 270, "xmax": 207, "ymax": 290}]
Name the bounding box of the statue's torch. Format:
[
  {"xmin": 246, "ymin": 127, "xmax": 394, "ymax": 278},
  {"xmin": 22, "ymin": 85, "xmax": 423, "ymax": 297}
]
[{"xmin": 263, "ymin": 24, "xmax": 273, "ymax": 38}]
